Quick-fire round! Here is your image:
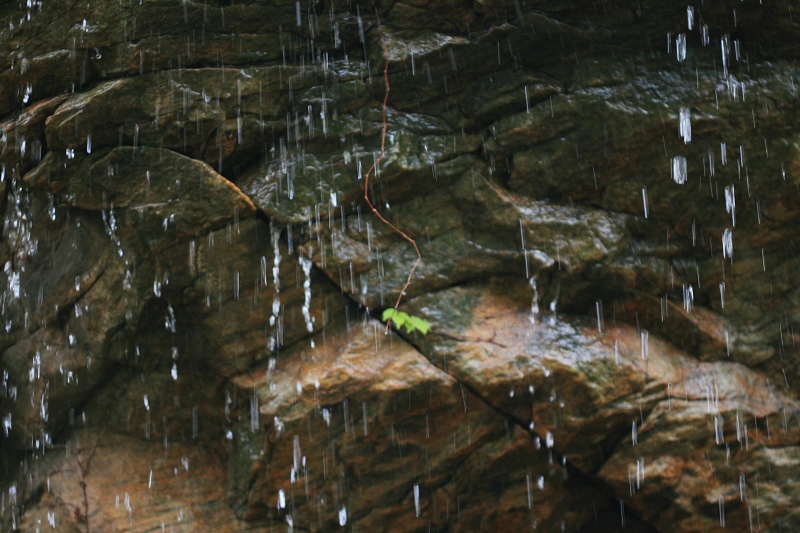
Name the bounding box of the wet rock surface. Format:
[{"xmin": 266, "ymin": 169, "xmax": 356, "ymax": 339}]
[{"xmin": 2, "ymin": 0, "xmax": 800, "ymax": 531}]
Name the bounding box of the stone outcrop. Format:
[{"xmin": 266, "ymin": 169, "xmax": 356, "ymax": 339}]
[{"xmin": 2, "ymin": 0, "xmax": 800, "ymax": 531}]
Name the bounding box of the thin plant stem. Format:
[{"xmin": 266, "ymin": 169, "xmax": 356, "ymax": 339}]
[{"xmin": 363, "ymin": 10, "xmax": 422, "ymax": 331}]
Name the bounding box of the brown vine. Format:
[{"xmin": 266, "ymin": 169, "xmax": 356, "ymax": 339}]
[
  {"xmin": 49, "ymin": 432, "xmax": 102, "ymax": 533},
  {"xmin": 363, "ymin": 9, "xmax": 422, "ymax": 330},
  {"xmin": 73, "ymin": 437, "xmax": 98, "ymax": 533}
]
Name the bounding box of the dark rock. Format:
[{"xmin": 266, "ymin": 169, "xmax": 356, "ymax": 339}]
[{"xmin": 2, "ymin": 0, "xmax": 799, "ymax": 530}]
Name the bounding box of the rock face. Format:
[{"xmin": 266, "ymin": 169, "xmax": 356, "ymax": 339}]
[{"xmin": 1, "ymin": 0, "xmax": 799, "ymax": 531}]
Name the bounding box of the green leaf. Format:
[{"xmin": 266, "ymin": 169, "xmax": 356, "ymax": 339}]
[
  {"xmin": 382, "ymin": 308, "xmax": 396, "ymax": 323},
  {"xmin": 408, "ymin": 315, "xmax": 431, "ymax": 335},
  {"xmin": 395, "ymin": 312, "xmax": 409, "ymax": 328},
  {"xmin": 381, "ymin": 308, "xmax": 431, "ymax": 335},
  {"xmin": 384, "ymin": 309, "xmax": 409, "ymax": 329}
]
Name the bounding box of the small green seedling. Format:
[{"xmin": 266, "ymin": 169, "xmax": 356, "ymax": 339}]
[{"xmin": 382, "ymin": 308, "xmax": 431, "ymax": 335}]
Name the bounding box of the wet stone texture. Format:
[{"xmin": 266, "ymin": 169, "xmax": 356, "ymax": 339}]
[{"xmin": 1, "ymin": 0, "xmax": 800, "ymax": 531}]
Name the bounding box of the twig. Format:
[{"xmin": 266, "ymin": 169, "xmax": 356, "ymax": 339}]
[
  {"xmin": 72, "ymin": 434, "xmax": 100, "ymax": 533},
  {"xmin": 363, "ymin": 9, "xmax": 422, "ymax": 331}
]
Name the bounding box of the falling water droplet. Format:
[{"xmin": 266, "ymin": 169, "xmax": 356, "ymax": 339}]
[
  {"xmin": 672, "ymin": 156, "xmax": 687, "ymax": 184},
  {"xmin": 676, "ymin": 33, "xmax": 687, "ymax": 61},
  {"xmin": 679, "ymin": 107, "xmax": 691, "ymax": 144}
]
